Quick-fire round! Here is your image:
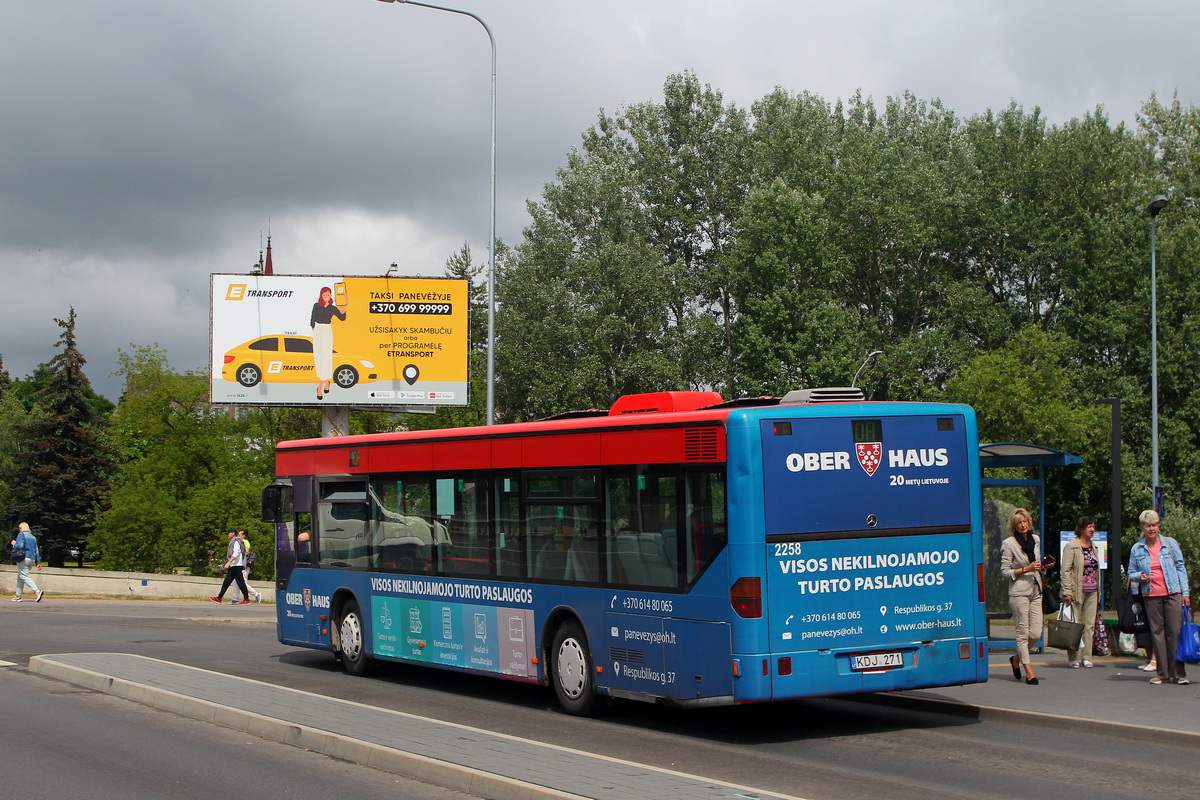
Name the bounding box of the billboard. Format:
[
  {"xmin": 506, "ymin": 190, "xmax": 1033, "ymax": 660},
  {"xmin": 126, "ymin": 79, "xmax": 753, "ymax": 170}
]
[{"xmin": 210, "ymin": 274, "xmax": 469, "ymax": 407}]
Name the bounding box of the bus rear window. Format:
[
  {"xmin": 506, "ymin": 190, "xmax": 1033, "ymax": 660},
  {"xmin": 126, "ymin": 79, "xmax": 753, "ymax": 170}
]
[{"xmin": 761, "ymin": 415, "xmax": 970, "ymax": 539}]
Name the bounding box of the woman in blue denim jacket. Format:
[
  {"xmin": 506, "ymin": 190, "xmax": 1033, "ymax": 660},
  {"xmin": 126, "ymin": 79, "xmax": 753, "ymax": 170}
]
[{"xmin": 1128, "ymin": 509, "xmax": 1190, "ymax": 685}]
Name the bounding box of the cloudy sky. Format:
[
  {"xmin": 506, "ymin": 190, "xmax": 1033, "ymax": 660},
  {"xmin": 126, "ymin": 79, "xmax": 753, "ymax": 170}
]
[{"xmin": 3, "ymin": 0, "xmax": 1198, "ymax": 401}]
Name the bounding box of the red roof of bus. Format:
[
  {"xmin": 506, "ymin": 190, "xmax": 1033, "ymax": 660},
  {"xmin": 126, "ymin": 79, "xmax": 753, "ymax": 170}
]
[{"xmin": 274, "ymin": 392, "xmax": 733, "ymax": 474}]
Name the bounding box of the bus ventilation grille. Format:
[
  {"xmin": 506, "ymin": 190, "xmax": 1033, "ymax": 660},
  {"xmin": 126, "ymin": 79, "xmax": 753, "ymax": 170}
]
[
  {"xmin": 609, "ymin": 647, "xmax": 645, "ymax": 664},
  {"xmin": 780, "ymin": 387, "xmax": 865, "ymax": 404},
  {"xmin": 684, "ymin": 428, "xmax": 720, "ymax": 461}
]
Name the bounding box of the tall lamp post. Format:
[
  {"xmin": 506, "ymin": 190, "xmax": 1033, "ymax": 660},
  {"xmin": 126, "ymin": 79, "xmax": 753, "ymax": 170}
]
[
  {"xmin": 1148, "ymin": 195, "xmax": 1167, "ymax": 514},
  {"xmin": 377, "ymin": 0, "xmax": 497, "ymax": 425}
]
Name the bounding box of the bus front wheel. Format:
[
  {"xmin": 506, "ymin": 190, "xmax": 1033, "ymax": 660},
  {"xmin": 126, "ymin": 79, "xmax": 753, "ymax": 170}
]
[
  {"xmin": 338, "ymin": 599, "xmax": 373, "ymax": 677},
  {"xmin": 551, "ymin": 620, "xmax": 596, "ymax": 715}
]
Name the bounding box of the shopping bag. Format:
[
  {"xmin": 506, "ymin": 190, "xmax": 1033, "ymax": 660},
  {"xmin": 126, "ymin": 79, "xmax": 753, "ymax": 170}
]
[
  {"xmin": 1117, "ymin": 631, "xmax": 1138, "ymax": 655},
  {"xmin": 1117, "ymin": 589, "xmax": 1150, "ymax": 634},
  {"xmin": 1046, "ymin": 602, "xmax": 1084, "ymax": 651},
  {"xmin": 1092, "ymin": 606, "xmax": 1111, "ymax": 657},
  {"xmin": 1176, "ymin": 607, "xmax": 1200, "ymax": 665}
]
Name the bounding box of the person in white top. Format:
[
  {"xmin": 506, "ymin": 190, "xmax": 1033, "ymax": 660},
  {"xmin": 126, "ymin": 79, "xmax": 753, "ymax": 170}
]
[
  {"xmin": 211, "ymin": 528, "xmax": 251, "ymax": 604},
  {"xmin": 237, "ymin": 530, "xmax": 262, "ymax": 603}
]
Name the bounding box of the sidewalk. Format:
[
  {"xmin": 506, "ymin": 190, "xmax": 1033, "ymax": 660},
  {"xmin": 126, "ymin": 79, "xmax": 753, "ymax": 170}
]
[{"xmin": 878, "ymin": 650, "xmax": 1200, "ymax": 748}]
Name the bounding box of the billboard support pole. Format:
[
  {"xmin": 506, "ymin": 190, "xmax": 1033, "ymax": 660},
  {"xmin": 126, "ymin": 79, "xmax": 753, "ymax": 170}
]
[{"xmin": 322, "ymin": 407, "xmax": 350, "ymax": 438}]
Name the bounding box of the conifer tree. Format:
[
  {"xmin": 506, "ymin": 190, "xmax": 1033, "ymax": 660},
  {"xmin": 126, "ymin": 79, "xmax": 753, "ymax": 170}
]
[{"xmin": 10, "ymin": 309, "xmax": 113, "ymax": 566}]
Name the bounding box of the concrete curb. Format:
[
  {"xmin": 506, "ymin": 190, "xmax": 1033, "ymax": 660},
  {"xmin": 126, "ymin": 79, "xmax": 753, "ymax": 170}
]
[
  {"xmin": 853, "ymin": 691, "xmax": 1200, "ymax": 750},
  {"xmin": 27, "ymin": 655, "xmax": 587, "ymax": 800}
]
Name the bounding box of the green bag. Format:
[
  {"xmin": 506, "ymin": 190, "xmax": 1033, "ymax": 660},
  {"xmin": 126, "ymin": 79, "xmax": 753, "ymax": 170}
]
[{"xmin": 1046, "ymin": 603, "xmax": 1084, "ymax": 651}]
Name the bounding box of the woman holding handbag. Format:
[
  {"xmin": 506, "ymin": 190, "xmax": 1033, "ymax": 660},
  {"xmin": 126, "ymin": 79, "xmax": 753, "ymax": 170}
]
[
  {"xmin": 1128, "ymin": 509, "xmax": 1190, "ymax": 685},
  {"xmin": 1061, "ymin": 516, "xmax": 1100, "ymax": 668},
  {"xmin": 1000, "ymin": 508, "xmax": 1046, "ymax": 685}
]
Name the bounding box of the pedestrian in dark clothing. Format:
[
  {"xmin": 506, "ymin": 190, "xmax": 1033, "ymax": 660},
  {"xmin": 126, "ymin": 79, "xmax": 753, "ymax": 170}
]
[{"xmin": 210, "ymin": 528, "xmax": 251, "ymax": 604}]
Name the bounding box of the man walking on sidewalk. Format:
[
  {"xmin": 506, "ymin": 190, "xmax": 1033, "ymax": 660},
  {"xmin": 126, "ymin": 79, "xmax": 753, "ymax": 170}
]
[{"xmin": 211, "ymin": 528, "xmax": 251, "ymax": 605}]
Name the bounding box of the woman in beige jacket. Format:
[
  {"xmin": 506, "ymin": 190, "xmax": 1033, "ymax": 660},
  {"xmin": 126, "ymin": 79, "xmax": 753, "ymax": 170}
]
[
  {"xmin": 999, "ymin": 508, "xmax": 1047, "ymax": 684},
  {"xmin": 1061, "ymin": 516, "xmax": 1099, "ymax": 668}
]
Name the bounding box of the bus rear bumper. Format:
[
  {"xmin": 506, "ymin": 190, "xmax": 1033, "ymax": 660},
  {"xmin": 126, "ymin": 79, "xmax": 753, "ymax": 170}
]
[{"xmin": 733, "ymin": 637, "xmax": 988, "ymax": 701}]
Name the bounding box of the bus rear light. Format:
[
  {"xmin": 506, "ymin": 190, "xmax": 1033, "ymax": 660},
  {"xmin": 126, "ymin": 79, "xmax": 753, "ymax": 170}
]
[
  {"xmin": 762, "ymin": 659, "xmax": 769, "ymax": 676},
  {"xmin": 959, "ymin": 642, "xmax": 971, "ymax": 660},
  {"xmin": 977, "ymin": 563, "xmax": 985, "ymax": 603},
  {"xmin": 730, "ymin": 577, "xmax": 762, "ymax": 618},
  {"xmin": 979, "ymin": 641, "xmax": 987, "ymax": 660},
  {"xmin": 778, "ymin": 657, "xmax": 792, "ymax": 676},
  {"xmin": 733, "ymin": 660, "xmax": 740, "ymax": 678}
]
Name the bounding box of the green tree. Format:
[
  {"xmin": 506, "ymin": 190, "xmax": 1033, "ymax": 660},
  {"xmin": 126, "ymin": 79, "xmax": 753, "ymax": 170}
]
[
  {"xmin": 0, "ymin": 357, "xmax": 33, "ymax": 530},
  {"xmin": 945, "ymin": 325, "xmax": 1109, "ymax": 526},
  {"xmin": 93, "ymin": 345, "xmax": 272, "ymax": 574},
  {"xmin": 8, "ymin": 309, "xmax": 113, "ymax": 566},
  {"xmin": 498, "ymin": 131, "xmax": 689, "ymax": 418}
]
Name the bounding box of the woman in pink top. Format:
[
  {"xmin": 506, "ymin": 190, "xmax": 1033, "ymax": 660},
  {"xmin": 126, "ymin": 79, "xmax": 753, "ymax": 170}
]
[{"xmin": 1128, "ymin": 510, "xmax": 1191, "ymax": 685}]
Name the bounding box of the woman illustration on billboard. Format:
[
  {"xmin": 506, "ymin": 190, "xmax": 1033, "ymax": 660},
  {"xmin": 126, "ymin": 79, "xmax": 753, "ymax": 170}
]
[{"xmin": 310, "ymin": 285, "xmax": 347, "ymax": 399}]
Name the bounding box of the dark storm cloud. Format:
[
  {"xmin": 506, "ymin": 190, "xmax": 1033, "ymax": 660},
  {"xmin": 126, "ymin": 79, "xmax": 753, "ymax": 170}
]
[{"xmin": 1, "ymin": 1, "xmax": 495, "ymax": 256}]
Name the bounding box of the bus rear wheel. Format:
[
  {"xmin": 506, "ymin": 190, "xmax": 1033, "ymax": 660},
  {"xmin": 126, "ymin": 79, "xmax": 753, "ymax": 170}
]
[
  {"xmin": 337, "ymin": 599, "xmax": 373, "ymax": 677},
  {"xmin": 551, "ymin": 620, "xmax": 596, "ymax": 715}
]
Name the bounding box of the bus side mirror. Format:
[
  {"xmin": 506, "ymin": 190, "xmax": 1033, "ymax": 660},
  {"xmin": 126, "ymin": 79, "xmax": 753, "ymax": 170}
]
[{"xmin": 261, "ymin": 485, "xmax": 294, "ymax": 523}]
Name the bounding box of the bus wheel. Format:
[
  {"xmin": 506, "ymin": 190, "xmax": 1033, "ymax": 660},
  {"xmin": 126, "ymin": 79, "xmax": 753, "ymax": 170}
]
[
  {"xmin": 551, "ymin": 620, "xmax": 596, "ymax": 715},
  {"xmin": 338, "ymin": 599, "xmax": 372, "ymax": 677}
]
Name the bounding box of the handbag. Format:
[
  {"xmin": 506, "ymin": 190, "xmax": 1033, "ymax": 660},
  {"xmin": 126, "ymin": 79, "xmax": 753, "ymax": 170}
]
[
  {"xmin": 1117, "ymin": 588, "xmax": 1150, "ymax": 634},
  {"xmin": 1092, "ymin": 606, "xmax": 1111, "ymax": 657},
  {"xmin": 1046, "ymin": 603, "xmax": 1085, "ymax": 651},
  {"xmin": 1041, "ymin": 584, "xmax": 1060, "ymax": 615},
  {"xmin": 1177, "ymin": 607, "xmax": 1200, "ymax": 665},
  {"xmin": 9, "ymin": 534, "xmax": 25, "ymax": 563}
]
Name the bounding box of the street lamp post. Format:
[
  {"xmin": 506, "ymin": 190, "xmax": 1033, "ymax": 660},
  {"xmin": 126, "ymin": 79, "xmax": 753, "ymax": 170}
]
[
  {"xmin": 1148, "ymin": 195, "xmax": 1167, "ymax": 514},
  {"xmin": 377, "ymin": 0, "xmax": 497, "ymax": 424}
]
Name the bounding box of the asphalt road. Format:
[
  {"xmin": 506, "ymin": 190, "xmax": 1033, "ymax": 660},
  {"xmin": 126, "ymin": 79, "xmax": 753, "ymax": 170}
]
[
  {"xmin": 0, "ymin": 663, "xmax": 475, "ymax": 800},
  {"xmin": 3, "ymin": 600, "xmax": 1198, "ymax": 800}
]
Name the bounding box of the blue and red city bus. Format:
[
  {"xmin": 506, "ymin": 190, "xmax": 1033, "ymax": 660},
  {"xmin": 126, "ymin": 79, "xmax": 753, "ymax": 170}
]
[{"xmin": 262, "ymin": 389, "xmax": 987, "ymax": 714}]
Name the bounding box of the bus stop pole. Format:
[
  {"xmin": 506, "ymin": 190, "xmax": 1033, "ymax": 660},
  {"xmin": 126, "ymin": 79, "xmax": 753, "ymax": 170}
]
[{"xmin": 1095, "ymin": 399, "xmax": 1122, "ymax": 605}]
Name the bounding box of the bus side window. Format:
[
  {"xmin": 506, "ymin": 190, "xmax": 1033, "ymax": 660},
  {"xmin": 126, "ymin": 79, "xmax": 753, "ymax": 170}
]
[
  {"xmin": 318, "ymin": 492, "xmax": 369, "ymax": 569},
  {"xmin": 606, "ymin": 467, "xmax": 677, "ymax": 589},
  {"xmin": 684, "ymin": 469, "xmax": 727, "ymax": 584},
  {"xmin": 371, "ymin": 476, "xmax": 434, "ymax": 574},
  {"xmin": 494, "ymin": 474, "xmax": 522, "ymax": 578},
  {"xmin": 295, "ymin": 512, "xmax": 311, "ymax": 563},
  {"xmin": 436, "ymin": 475, "xmax": 490, "ymax": 577}
]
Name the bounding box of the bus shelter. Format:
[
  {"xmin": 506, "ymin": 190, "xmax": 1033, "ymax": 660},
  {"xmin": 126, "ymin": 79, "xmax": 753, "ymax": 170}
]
[{"xmin": 979, "ymin": 443, "xmax": 1082, "ymax": 647}]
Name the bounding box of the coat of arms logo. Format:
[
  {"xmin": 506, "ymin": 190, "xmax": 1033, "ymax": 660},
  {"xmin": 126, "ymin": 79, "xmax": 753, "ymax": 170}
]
[{"xmin": 856, "ymin": 442, "xmax": 882, "ymax": 476}]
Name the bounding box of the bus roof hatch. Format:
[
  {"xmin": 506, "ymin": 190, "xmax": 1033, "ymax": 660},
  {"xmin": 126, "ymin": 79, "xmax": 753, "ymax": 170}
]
[{"xmin": 609, "ymin": 391, "xmax": 724, "ymax": 416}]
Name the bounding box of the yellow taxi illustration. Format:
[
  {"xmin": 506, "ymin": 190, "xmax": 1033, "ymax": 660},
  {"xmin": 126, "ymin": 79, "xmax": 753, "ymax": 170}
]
[{"xmin": 221, "ymin": 336, "xmax": 378, "ymax": 388}]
